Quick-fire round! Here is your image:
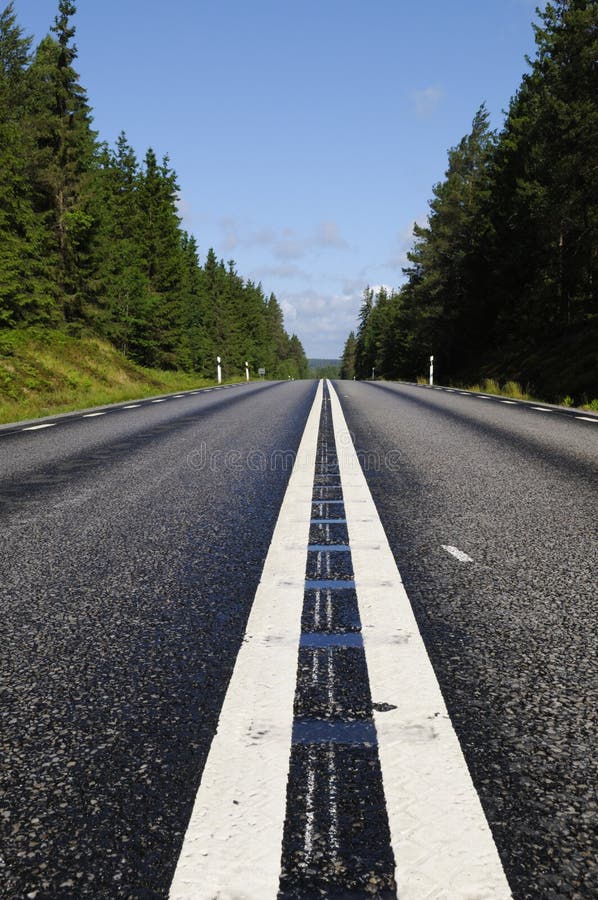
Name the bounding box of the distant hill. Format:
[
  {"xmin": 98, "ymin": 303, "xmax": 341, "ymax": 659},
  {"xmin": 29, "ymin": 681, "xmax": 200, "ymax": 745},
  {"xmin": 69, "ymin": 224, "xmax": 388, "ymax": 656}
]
[{"xmin": 308, "ymin": 358, "xmax": 341, "ymax": 373}]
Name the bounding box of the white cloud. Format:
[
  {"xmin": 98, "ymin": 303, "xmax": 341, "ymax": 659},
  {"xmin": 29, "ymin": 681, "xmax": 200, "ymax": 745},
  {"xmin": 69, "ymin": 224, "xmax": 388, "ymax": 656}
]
[
  {"xmin": 316, "ymin": 221, "xmax": 348, "ymax": 249},
  {"xmin": 386, "ymin": 216, "xmax": 428, "ymax": 270},
  {"xmin": 278, "ymin": 288, "xmax": 364, "ymax": 357},
  {"xmin": 218, "ymin": 217, "xmax": 240, "ymax": 252},
  {"xmin": 175, "ymin": 193, "xmax": 193, "ymax": 226},
  {"xmin": 217, "ymin": 218, "xmax": 349, "ymax": 262},
  {"xmin": 273, "ymin": 228, "xmax": 306, "ymax": 260},
  {"xmin": 253, "ymin": 264, "xmax": 312, "ymax": 281},
  {"xmin": 411, "ymin": 85, "xmax": 444, "ymax": 119}
]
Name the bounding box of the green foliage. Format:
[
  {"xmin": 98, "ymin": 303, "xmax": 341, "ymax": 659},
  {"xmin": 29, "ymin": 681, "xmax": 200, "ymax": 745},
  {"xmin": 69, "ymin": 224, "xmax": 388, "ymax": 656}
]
[
  {"xmin": 340, "ymin": 333, "xmax": 356, "ymax": 379},
  {"xmin": 0, "ymin": 2, "xmax": 305, "ymax": 385},
  {"xmin": 351, "ymin": 1, "xmax": 598, "ymax": 403},
  {"xmin": 0, "ymin": 327, "xmax": 217, "ymax": 423}
]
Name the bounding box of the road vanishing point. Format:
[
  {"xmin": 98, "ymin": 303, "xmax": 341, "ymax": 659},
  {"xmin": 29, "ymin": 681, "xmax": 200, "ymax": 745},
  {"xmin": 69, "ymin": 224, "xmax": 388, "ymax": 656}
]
[{"xmin": 0, "ymin": 379, "xmax": 596, "ymax": 899}]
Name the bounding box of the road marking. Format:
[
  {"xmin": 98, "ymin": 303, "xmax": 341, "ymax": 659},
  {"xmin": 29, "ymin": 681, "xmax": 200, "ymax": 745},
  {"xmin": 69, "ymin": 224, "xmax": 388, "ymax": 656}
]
[
  {"xmin": 459, "ymin": 392, "xmax": 470, "ymax": 396},
  {"xmin": 531, "ymin": 406, "xmax": 551, "ymax": 412},
  {"xmin": 122, "ymin": 404, "xmax": 140, "ymax": 409},
  {"xmin": 442, "ymin": 544, "xmax": 473, "ymax": 563},
  {"xmin": 22, "ymin": 423, "xmax": 56, "ymax": 431},
  {"xmin": 327, "ymin": 381, "xmax": 512, "ymax": 900},
  {"xmin": 82, "ymin": 412, "xmax": 106, "ymax": 418},
  {"xmin": 151, "ymin": 399, "xmax": 167, "ymax": 403},
  {"xmin": 500, "ymin": 400, "xmax": 517, "ymax": 405},
  {"xmin": 575, "ymin": 416, "xmax": 598, "ymax": 422},
  {"xmin": 170, "ymin": 381, "xmax": 323, "ymax": 900}
]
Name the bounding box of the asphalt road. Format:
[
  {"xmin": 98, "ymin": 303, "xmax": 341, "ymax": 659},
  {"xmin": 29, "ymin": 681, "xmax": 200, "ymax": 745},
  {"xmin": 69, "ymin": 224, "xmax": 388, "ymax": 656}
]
[
  {"xmin": 336, "ymin": 381, "xmax": 597, "ymax": 900},
  {"xmin": 0, "ymin": 380, "xmax": 317, "ymax": 898},
  {"xmin": 1, "ymin": 379, "xmax": 596, "ymax": 899}
]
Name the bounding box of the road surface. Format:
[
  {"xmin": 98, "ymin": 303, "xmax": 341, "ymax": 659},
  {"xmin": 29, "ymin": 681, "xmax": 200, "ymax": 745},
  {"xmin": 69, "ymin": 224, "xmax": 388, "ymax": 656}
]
[{"xmin": 0, "ymin": 379, "xmax": 596, "ymax": 898}]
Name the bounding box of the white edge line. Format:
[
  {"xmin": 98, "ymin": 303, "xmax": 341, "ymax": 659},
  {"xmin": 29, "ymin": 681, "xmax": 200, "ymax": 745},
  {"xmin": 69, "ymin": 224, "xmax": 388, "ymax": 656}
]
[
  {"xmin": 327, "ymin": 380, "xmax": 513, "ymax": 900},
  {"xmin": 442, "ymin": 544, "xmax": 473, "ymax": 563},
  {"xmin": 22, "ymin": 423, "xmax": 56, "ymax": 431},
  {"xmin": 122, "ymin": 405, "xmax": 140, "ymax": 409},
  {"xmin": 169, "ymin": 381, "xmax": 323, "ymax": 900},
  {"xmin": 575, "ymin": 416, "xmax": 598, "ymax": 422},
  {"xmin": 82, "ymin": 412, "xmax": 106, "ymax": 418},
  {"xmin": 531, "ymin": 407, "xmax": 552, "ymax": 412}
]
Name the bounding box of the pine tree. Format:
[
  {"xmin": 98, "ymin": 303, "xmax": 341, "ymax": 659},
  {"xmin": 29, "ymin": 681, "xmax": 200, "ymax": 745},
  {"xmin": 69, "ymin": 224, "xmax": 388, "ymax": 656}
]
[
  {"xmin": 23, "ymin": 2, "xmax": 98, "ymax": 323},
  {"xmin": 340, "ymin": 331, "xmax": 357, "ymax": 379},
  {"xmin": 0, "ymin": 3, "xmax": 52, "ymax": 325}
]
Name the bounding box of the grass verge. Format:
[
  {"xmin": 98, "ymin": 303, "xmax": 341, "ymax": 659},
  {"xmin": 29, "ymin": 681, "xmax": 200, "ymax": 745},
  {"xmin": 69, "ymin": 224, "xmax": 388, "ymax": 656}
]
[
  {"xmin": 0, "ymin": 328, "xmax": 236, "ymax": 425},
  {"xmin": 416, "ymin": 375, "xmax": 598, "ymax": 410}
]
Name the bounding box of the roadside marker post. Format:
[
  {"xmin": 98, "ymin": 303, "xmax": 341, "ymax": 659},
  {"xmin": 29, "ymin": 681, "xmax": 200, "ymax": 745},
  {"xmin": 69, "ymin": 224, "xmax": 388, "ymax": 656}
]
[
  {"xmin": 245, "ymin": 361, "xmax": 250, "ymax": 381},
  {"xmin": 429, "ymin": 355, "xmax": 434, "ymax": 385},
  {"xmin": 217, "ymin": 356, "xmax": 222, "ymax": 385}
]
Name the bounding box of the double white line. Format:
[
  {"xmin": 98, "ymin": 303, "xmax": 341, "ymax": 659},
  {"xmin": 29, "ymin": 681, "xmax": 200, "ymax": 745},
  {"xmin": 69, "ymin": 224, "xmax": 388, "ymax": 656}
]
[{"xmin": 170, "ymin": 381, "xmax": 512, "ymax": 899}]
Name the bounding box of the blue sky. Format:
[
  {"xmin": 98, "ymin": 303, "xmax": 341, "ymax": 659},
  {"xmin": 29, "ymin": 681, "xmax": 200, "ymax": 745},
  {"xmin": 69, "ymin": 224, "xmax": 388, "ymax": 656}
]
[{"xmin": 16, "ymin": 0, "xmax": 541, "ymax": 358}]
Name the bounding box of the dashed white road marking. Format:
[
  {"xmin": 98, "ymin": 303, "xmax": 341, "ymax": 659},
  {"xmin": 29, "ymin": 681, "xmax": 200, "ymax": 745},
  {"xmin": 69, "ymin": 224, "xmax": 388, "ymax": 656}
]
[
  {"xmin": 575, "ymin": 416, "xmax": 598, "ymax": 423},
  {"xmin": 169, "ymin": 381, "xmax": 323, "ymax": 900},
  {"xmin": 22, "ymin": 423, "xmax": 56, "ymax": 431},
  {"xmin": 500, "ymin": 400, "xmax": 517, "ymax": 405},
  {"xmin": 122, "ymin": 404, "xmax": 140, "ymax": 409},
  {"xmin": 531, "ymin": 406, "xmax": 551, "ymax": 412},
  {"xmin": 327, "ymin": 380, "xmax": 512, "ymax": 900},
  {"xmin": 151, "ymin": 399, "xmax": 167, "ymax": 403},
  {"xmin": 82, "ymin": 412, "xmax": 106, "ymax": 418},
  {"xmin": 442, "ymin": 544, "xmax": 474, "ymax": 563}
]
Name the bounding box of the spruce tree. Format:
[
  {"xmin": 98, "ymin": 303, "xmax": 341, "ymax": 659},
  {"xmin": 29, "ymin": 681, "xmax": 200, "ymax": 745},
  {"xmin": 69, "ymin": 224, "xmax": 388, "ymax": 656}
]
[
  {"xmin": 0, "ymin": 3, "xmax": 52, "ymax": 325},
  {"xmin": 24, "ymin": 1, "xmax": 97, "ymax": 323}
]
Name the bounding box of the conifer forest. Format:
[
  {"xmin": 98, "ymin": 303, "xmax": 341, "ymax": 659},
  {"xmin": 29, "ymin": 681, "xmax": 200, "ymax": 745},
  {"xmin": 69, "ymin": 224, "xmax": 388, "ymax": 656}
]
[
  {"xmin": 342, "ymin": 0, "xmax": 597, "ymax": 404},
  {"xmin": 0, "ymin": 1, "xmax": 309, "ymax": 381}
]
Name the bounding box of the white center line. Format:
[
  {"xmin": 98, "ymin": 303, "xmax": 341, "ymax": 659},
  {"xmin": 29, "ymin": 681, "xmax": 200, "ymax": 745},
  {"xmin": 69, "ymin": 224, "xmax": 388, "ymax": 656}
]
[
  {"xmin": 327, "ymin": 380, "xmax": 512, "ymax": 900},
  {"xmin": 22, "ymin": 423, "xmax": 56, "ymax": 431},
  {"xmin": 327, "ymin": 750, "xmax": 340, "ymax": 862},
  {"xmin": 304, "ymin": 749, "xmax": 317, "ymax": 859},
  {"xmin": 169, "ymin": 381, "xmax": 322, "ymax": 900},
  {"xmin": 442, "ymin": 544, "xmax": 474, "ymax": 563}
]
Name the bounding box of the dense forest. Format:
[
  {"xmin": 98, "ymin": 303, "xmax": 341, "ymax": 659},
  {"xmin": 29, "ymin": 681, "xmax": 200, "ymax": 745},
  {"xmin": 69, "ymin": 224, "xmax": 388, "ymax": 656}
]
[
  {"xmin": 344, "ymin": 0, "xmax": 597, "ymax": 403},
  {"xmin": 0, "ymin": 1, "xmax": 308, "ymax": 381}
]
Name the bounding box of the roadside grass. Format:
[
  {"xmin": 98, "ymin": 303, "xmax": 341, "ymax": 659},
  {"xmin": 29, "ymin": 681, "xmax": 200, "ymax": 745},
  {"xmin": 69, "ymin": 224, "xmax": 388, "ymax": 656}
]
[
  {"xmin": 415, "ymin": 373, "xmax": 598, "ymax": 410},
  {"xmin": 0, "ymin": 328, "xmax": 238, "ymax": 425}
]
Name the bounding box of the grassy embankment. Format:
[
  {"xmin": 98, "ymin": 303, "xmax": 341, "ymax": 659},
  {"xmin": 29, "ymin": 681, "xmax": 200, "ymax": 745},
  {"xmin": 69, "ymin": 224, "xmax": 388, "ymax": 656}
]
[
  {"xmin": 414, "ymin": 375, "xmax": 598, "ymax": 410},
  {"xmin": 0, "ymin": 328, "xmax": 235, "ymax": 425}
]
